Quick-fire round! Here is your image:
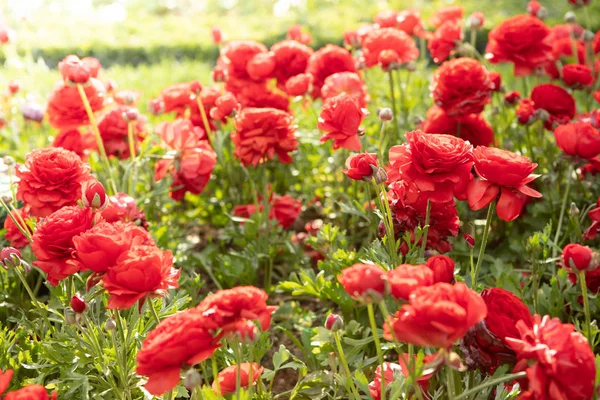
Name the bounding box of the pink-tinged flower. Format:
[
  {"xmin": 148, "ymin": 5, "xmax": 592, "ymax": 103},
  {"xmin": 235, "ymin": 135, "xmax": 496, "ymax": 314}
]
[
  {"xmin": 321, "ymin": 72, "xmax": 369, "ymax": 108},
  {"xmin": 318, "ymin": 94, "xmax": 368, "ymax": 151},
  {"xmin": 428, "ymin": 21, "xmax": 464, "ymax": 64},
  {"xmin": 361, "ymin": 28, "xmax": 419, "ymax": 69},
  {"xmin": 429, "ymin": 5, "xmax": 464, "ymax": 28}
]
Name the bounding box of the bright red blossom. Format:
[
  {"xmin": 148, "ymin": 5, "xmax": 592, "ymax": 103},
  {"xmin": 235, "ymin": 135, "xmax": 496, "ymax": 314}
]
[
  {"xmin": 213, "ymin": 363, "xmax": 264, "ymax": 395},
  {"xmin": 338, "ymin": 263, "xmax": 386, "ymax": 300},
  {"xmin": 46, "ymin": 79, "xmax": 104, "ymax": 130},
  {"xmin": 562, "ymin": 64, "xmax": 594, "ymax": 88},
  {"xmin": 343, "ymin": 153, "xmax": 378, "ymax": 181},
  {"xmin": 3, "ymin": 208, "xmax": 33, "ymax": 249},
  {"xmin": 318, "ymin": 94, "xmax": 368, "ymax": 151},
  {"xmin": 428, "ymin": 21, "xmax": 463, "ymax": 64},
  {"xmin": 562, "ymin": 244, "xmax": 596, "ymax": 271},
  {"xmin": 361, "ymin": 28, "xmax": 419, "ymax": 69},
  {"xmin": 421, "ymin": 106, "xmax": 494, "ymax": 147},
  {"xmin": 425, "ymin": 255, "xmax": 455, "ymax": 284},
  {"xmin": 429, "ymin": 5, "xmax": 464, "ymax": 28},
  {"xmin": 306, "ymin": 45, "xmax": 356, "ymax": 97},
  {"xmin": 386, "ymin": 264, "xmax": 434, "ymax": 300},
  {"xmin": 285, "ymin": 73, "xmax": 313, "ymax": 96},
  {"xmin": 554, "ymin": 122, "xmax": 600, "ymax": 159},
  {"xmin": 531, "ymin": 84, "xmax": 576, "ymax": 130},
  {"xmin": 321, "ymin": 72, "xmax": 369, "ymax": 108}
]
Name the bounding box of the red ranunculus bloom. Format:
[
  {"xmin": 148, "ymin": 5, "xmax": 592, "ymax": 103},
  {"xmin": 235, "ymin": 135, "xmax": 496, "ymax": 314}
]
[
  {"xmin": 52, "ymin": 129, "xmax": 96, "ymax": 161},
  {"xmin": 101, "ymin": 193, "xmax": 147, "ymax": 228},
  {"xmin": 97, "ymin": 106, "xmax": 146, "ymax": 159},
  {"xmin": 321, "ymin": 72, "xmax": 369, "ymax": 109},
  {"xmin": 46, "ymin": 79, "xmax": 105, "ymax": 130},
  {"xmin": 221, "ymin": 40, "xmax": 268, "ymax": 81},
  {"xmin": 318, "ymin": 94, "xmax": 368, "ymax": 151},
  {"xmin": 461, "ymin": 288, "xmax": 533, "ymax": 373},
  {"xmin": 427, "ymin": 21, "xmax": 463, "ymax": 64},
  {"xmin": 3, "ymin": 208, "xmax": 34, "ymax": 249},
  {"xmin": 431, "ymin": 58, "xmax": 492, "ymax": 117},
  {"xmin": 156, "ymin": 119, "xmax": 206, "ymax": 151},
  {"xmin": 396, "ymin": 9, "xmax": 424, "ymax": 37},
  {"xmin": 507, "ymin": 315, "xmax": 596, "ymax": 400},
  {"xmin": 270, "ymin": 40, "xmax": 314, "ymax": 88},
  {"xmin": 16, "ymin": 147, "xmax": 91, "ymax": 217},
  {"xmin": 59, "ymin": 55, "xmax": 90, "ymax": 84},
  {"xmin": 285, "ymin": 73, "xmax": 313, "ymax": 96},
  {"xmin": 31, "ymin": 206, "xmax": 98, "ymax": 285},
  {"xmin": 504, "ymin": 90, "xmax": 521, "ymax": 106},
  {"xmin": 164, "ymin": 144, "xmax": 217, "ymax": 201},
  {"xmin": 386, "ymin": 264, "xmax": 434, "ymax": 300},
  {"xmin": 489, "ymin": 71, "xmax": 501, "ymax": 91},
  {"xmin": 225, "ymin": 78, "xmax": 290, "ymax": 112},
  {"xmin": 429, "ymin": 5, "xmax": 464, "ymax": 28},
  {"xmin": 136, "ymin": 309, "xmax": 220, "ymax": 395},
  {"xmin": 246, "ymin": 52, "xmax": 276, "ymax": 81},
  {"xmin": 554, "ymin": 122, "xmax": 600, "ymax": 159},
  {"xmin": 531, "ymin": 84, "xmax": 576, "ymax": 130},
  {"xmin": 343, "ymin": 152, "xmax": 378, "ymax": 181},
  {"xmin": 516, "ymin": 98, "xmax": 536, "ymax": 124},
  {"xmin": 338, "ymin": 263, "xmax": 386, "ymax": 300},
  {"xmin": 269, "ymin": 194, "xmax": 302, "ymax": 229},
  {"xmin": 3, "ymin": 385, "xmax": 58, "ymax": 400},
  {"xmin": 0, "ymin": 369, "xmax": 12, "ymax": 394},
  {"xmin": 485, "ymin": 14, "xmax": 553, "ymax": 76},
  {"xmin": 73, "ymin": 221, "xmax": 154, "ymax": 274},
  {"xmin": 82, "ymin": 57, "xmax": 101, "ymax": 78},
  {"xmin": 196, "ymin": 286, "xmax": 277, "ymax": 336},
  {"xmin": 384, "ymin": 282, "xmax": 487, "ymax": 348},
  {"xmin": 102, "ymin": 245, "xmax": 179, "ymax": 309},
  {"xmin": 421, "ymin": 106, "xmax": 494, "ymax": 147},
  {"xmin": 467, "ymin": 146, "xmax": 542, "ymax": 221},
  {"xmin": 287, "ymin": 24, "xmax": 312, "ymax": 45},
  {"xmin": 397, "ymin": 354, "xmax": 437, "ymax": 392},
  {"xmin": 232, "ymin": 107, "xmax": 298, "ymax": 167},
  {"xmin": 361, "ymin": 28, "xmax": 419, "ymax": 69},
  {"xmin": 374, "ymin": 10, "xmax": 398, "ymax": 28},
  {"xmin": 368, "ymin": 362, "xmax": 401, "ymax": 400},
  {"xmin": 211, "ymin": 27, "xmax": 222, "ymax": 44},
  {"xmin": 562, "ymin": 64, "xmax": 594, "ymax": 88},
  {"xmin": 209, "ymin": 92, "xmax": 239, "ymax": 120},
  {"xmin": 213, "ymin": 363, "xmax": 264, "ymax": 395},
  {"xmin": 425, "ymin": 255, "xmax": 455, "ymax": 284},
  {"xmin": 387, "ymin": 130, "xmax": 474, "ymax": 203},
  {"xmin": 306, "ymin": 45, "xmax": 356, "ymax": 98},
  {"xmin": 562, "ymin": 243, "xmax": 596, "ymax": 271}
]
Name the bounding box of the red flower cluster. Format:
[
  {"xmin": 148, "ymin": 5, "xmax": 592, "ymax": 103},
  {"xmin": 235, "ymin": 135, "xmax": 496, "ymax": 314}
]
[{"xmin": 97, "ymin": 106, "xmax": 146, "ymax": 159}]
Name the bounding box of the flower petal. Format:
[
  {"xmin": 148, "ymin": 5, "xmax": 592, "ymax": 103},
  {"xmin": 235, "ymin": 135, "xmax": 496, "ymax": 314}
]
[
  {"xmin": 496, "ymin": 188, "xmax": 524, "ymax": 222},
  {"xmin": 467, "ymin": 180, "xmax": 499, "ymax": 211}
]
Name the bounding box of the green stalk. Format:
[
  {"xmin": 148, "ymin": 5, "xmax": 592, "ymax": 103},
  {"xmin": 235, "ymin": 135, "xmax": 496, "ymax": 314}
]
[
  {"xmin": 196, "ymin": 97, "xmax": 213, "ymax": 142},
  {"xmin": 148, "ymin": 298, "xmax": 162, "ymax": 326},
  {"xmin": 445, "ymin": 366, "xmax": 455, "ymax": 400},
  {"xmin": 419, "ymin": 200, "xmax": 431, "ymax": 260},
  {"xmin": 552, "ymin": 168, "xmax": 572, "ymax": 261},
  {"xmin": 332, "ymin": 331, "xmax": 361, "ymax": 400},
  {"xmin": 579, "ymin": 271, "xmax": 592, "ymax": 342},
  {"xmin": 472, "ymin": 202, "xmax": 495, "ymax": 289},
  {"xmin": 454, "ymin": 372, "xmax": 526, "ymax": 400},
  {"xmin": 367, "ymin": 303, "xmax": 385, "ymax": 400},
  {"xmin": 387, "ymin": 70, "xmax": 399, "ymax": 137},
  {"xmin": 211, "ymin": 357, "xmax": 221, "ymax": 396}
]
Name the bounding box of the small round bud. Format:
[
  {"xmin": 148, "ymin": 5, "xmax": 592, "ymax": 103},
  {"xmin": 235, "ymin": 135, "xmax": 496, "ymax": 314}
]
[
  {"xmin": 1, "ymin": 247, "xmax": 22, "ymax": 269},
  {"xmin": 64, "ymin": 308, "xmax": 77, "ymax": 325},
  {"xmin": 468, "ymin": 12, "xmax": 484, "ymax": 30},
  {"xmin": 70, "ymin": 294, "xmax": 87, "ymax": 314},
  {"xmin": 189, "ymin": 80, "xmax": 202, "ymax": 95},
  {"xmin": 463, "ymin": 234, "xmax": 475, "ymax": 249},
  {"xmin": 148, "ymin": 99, "xmax": 164, "ymax": 116},
  {"xmin": 536, "ymin": 7, "xmax": 548, "ymax": 20},
  {"xmin": 569, "ymin": 202, "xmax": 580, "ymax": 217},
  {"xmin": 564, "ymin": 11, "xmax": 577, "ymax": 24},
  {"xmin": 379, "ymin": 108, "xmax": 393, "ymax": 121},
  {"xmin": 81, "ymin": 180, "xmax": 108, "ymax": 211},
  {"xmin": 373, "ymin": 167, "xmax": 389, "ymax": 185},
  {"xmin": 122, "ymin": 108, "xmax": 139, "ymax": 122},
  {"xmin": 183, "ymin": 369, "xmax": 203, "ymax": 390},
  {"xmin": 3, "ymin": 155, "xmax": 15, "ymax": 166},
  {"xmin": 325, "ymin": 314, "xmax": 344, "ymax": 332},
  {"xmin": 583, "ymin": 30, "xmax": 595, "ymax": 42},
  {"xmin": 534, "ymin": 108, "xmax": 550, "ymax": 121},
  {"xmin": 1, "ymin": 195, "xmax": 13, "ymax": 206},
  {"xmin": 105, "ymin": 318, "xmax": 117, "ymax": 331},
  {"xmin": 404, "ymin": 62, "xmax": 417, "ymax": 72},
  {"xmin": 21, "ymin": 102, "xmax": 45, "ymax": 122},
  {"xmin": 8, "ymin": 80, "xmax": 19, "ymax": 94}
]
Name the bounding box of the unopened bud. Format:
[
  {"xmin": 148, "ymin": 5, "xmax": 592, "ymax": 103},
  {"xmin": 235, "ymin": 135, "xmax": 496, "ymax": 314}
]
[
  {"xmin": 373, "ymin": 167, "xmax": 388, "ymax": 185},
  {"xmin": 1, "ymin": 195, "xmax": 13, "ymax": 206},
  {"xmin": 583, "ymin": 30, "xmax": 595, "ymax": 42},
  {"xmin": 446, "ymin": 351, "xmax": 467, "ymax": 372},
  {"xmin": 148, "ymin": 99, "xmax": 164, "ymax": 115},
  {"xmin": 564, "ymin": 11, "xmax": 577, "ymax": 24},
  {"xmin": 233, "ymin": 320, "xmax": 259, "ymax": 343},
  {"xmin": 64, "ymin": 308, "xmax": 77, "ymax": 325},
  {"xmin": 81, "ymin": 180, "xmax": 108, "ymax": 210},
  {"xmin": 463, "ymin": 234, "xmax": 475, "ymax": 249},
  {"xmin": 569, "ymin": 202, "xmax": 580, "ymax": 217},
  {"xmin": 1, "ymin": 247, "xmax": 21, "ymax": 269},
  {"xmin": 536, "ymin": 7, "xmax": 548, "ymax": 20},
  {"xmin": 122, "ymin": 108, "xmax": 139, "ymax": 122},
  {"xmin": 183, "ymin": 369, "xmax": 203, "ymax": 390},
  {"xmin": 534, "ymin": 108, "xmax": 550, "ymax": 121},
  {"xmin": 468, "ymin": 12, "xmax": 484, "ymax": 30},
  {"xmin": 3, "ymin": 155, "xmax": 15, "ymax": 166},
  {"xmin": 189, "ymin": 81, "xmax": 202, "ymax": 95},
  {"xmin": 21, "ymin": 102, "xmax": 45, "ymax": 122},
  {"xmin": 404, "ymin": 62, "xmax": 417, "ymax": 72},
  {"xmin": 70, "ymin": 294, "xmax": 87, "ymax": 313},
  {"xmin": 325, "ymin": 314, "xmax": 344, "ymax": 331},
  {"xmin": 379, "ymin": 108, "xmax": 393, "ymax": 121},
  {"xmin": 105, "ymin": 318, "xmax": 116, "ymax": 331}
]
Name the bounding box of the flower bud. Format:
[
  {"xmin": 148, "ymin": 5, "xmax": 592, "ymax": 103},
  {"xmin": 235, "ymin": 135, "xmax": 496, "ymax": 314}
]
[
  {"xmin": 148, "ymin": 99, "xmax": 164, "ymax": 115},
  {"xmin": 81, "ymin": 180, "xmax": 108, "ymax": 210},
  {"xmin": 468, "ymin": 12, "xmax": 484, "ymax": 30},
  {"xmin": 564, "ymin": 11, "xmax": 577, "ymax": 24},
  {"xmin": 534, "ymin": 108, "xmax": 550, "ymax": 121},
  {"xmin": 122, "ymin": 108, "xmax": 139, "ymax": 122},
  {"xmin": 70, "ymin": 294, "xmax": 87, "ymax": 313},
  {"xmin": 404, "ymin": 62, "xmax": 417, "ymax": 72},
  {"xmin": 3, "ymin": 155, "xmax": 15, "ymax": 166},
  {"xmin": 1, "ymin": 247, "xmax": 22, "ymax": 269},
  {"xmin": 325, "ymin": 313, "xmax": 344, "ymax": 331},
  {"xmin": 211, "ymin": 27, "xmax": 223, "ymax": 45},
  {"xmin": 536, "ymin": 7, "xmax": 548, "ymax": 20},
  {"xmin": 183, "ymin": 369, "xmax": 203, "ymax": 390},
  {"xmin": 105, "ymin": 318, "xmax": 117, "ymax": 331},
  {"xmin": 582, "ymin": 30, "xmax": 595, "ymax": 42},
  {"xmin": 563, "ymin": 243, "xmax": 597, "ymax": 271},
  {"xmin": 189, "ymin": 80, "xmax": 202, "ymax": 95},
  {"xmin": 463, "ymin": 234, "xmax": 475, "ymax": 249},
  {"xmin": 21, "ymin": 102, "xmax": 44, "ymax": 122},
  {"xmin": 8, "ymin": 80, "xmax": 19, "ymax": 94},
  {"xmin": 64, "ymin": 308, "xmax": 77, "ymax": 325},
  {"xmin": 1, "ymin": 194, "xmax": 13, "ymax": 206},
  {"xmin": 379, "ymin": 108, "xmax": 393, "ymax": 121},
  {"xmin": 232, "ymin": 320, "xmax": 259, "ymax": 343},
  {"xmin": 569, "ymin": 202, "xmax": 580, "ymax": 217},
  {"xmin": 59, "ymin": 55, "xmax": 91, "ymax": 85},
  {"xmin": 373, "ymin": 167, "xmax": 389, "ymax": 185}
]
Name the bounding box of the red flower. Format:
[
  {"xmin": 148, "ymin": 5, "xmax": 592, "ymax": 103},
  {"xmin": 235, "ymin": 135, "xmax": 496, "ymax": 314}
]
[
  {"xmin": 101, "ymin": 193, "xmax": 147, "ymax": 227},
  {"xmin": 425, "ymin": 255, "xmax": 455, "ymax": 284},
  {"xmin": 368, "ymin": 362, "xmax": 401, "ymax": 400},
  {"xmin": 386, "ymin": 264, "xmax": 434, "ymax": 300},
  {"xmin": 285, "ymin": 73, "xmax": 313, "ymax": 96},
  {"xmin": 554, "ymin": 122, "xmax": 600, "ymax": 159},
  {"xmin": 113, "ymin": 89, "xmax": 141, "ymax": 106},
  {"xmin": 167, "ymin": 144, "xmax": 217, "ymax": 201},
  {"xmin": 531, "ymin": 84, "xmax": 576, "ymax": 130},
  {"xmin": 102, "ymin": 245, "xmax": 179, "ymax": 309},
  {"xmin": 225, "ymin": 78, "xmax": 290, "ymax": 112},
  {"xmin": 374, "ymin": 10, "xmax": 398, "ymax": 28},
  {"xmin": 516, "ymin": 99, "xmax": 536, "ymax": 124},
  {"xmin": 270, "ymin": 40, "xmax": 314, "ymax": 87},
  {"xmin": 343, "ymin": 152, "xmax": 378, "ymax": 181},
  {"xmin": 562, "ymin": 64, "xmax": 594, "ymax": 88},
  {"xmin": 70, "ymin": 294, "xmax": 86, "ymax": 313},
  {"xmin": 0, "ymin": 369, "xmax": 13, "ymax": 395},
  {"xmin": 504, "ymin": 90, "xmax": 521, "ymax": 106},
  {"xmin": 468, "ymin": 11, "xmax": 485, "ymax": 30},
  {"xmin": 3, "ymin": 385, "xmax": 58, "ymax": 400},
  {"xmin": 82, "ymin": 57, "xmax": 101, "ymax": 78},
  {"xmin": 361, "ymin": 28, "xmax": 419, "ymax": 69},
  {"xmin": 221, "ymin": 40, "xmax": 268, "ymax": 81},
  {"xmin": 46, "ymin": 79, "xmax": 105, "ymax": 130},
  {"xmin": 247, "ymin": 52, "xmax": 276, "ymax": 81},
  {"xmin": 31, "ymin": 206, "xmax": 98, "ymax": 285},
  {"xmin": 562, "ymin": 244, "xmax": 596, "ymax": 271},
  {"xmin": 306, "ymin": 45, "xmax": 356, "ymax": 97},
  {"xmin": 81, "ymin": 179, "xmax": 108, "ymax": 210},
  {"xmin": 3, "ymin": 208, "xmax": 33, "ymax": 249},
  {"xmin": 209, "ymin": 92, "xmax": 238, "ymax": 120},
  {"xmin": 16, "ymin": 147, "xmax": 91, "ymax": 217},
  {"xmin": 387, "ymin": 131, "xmax": 474, "ymax": 203},
  {"xmin": 506, "ymin": 315, "xmax": 596, "ymax": 400},
  {"xmin": 431, "ymin": 58, "xmax": 492, "ymax": 117},
  {"xmin": 421, "ymin": 106, "xmax": 494, "ymax": 147},
  {"xmin": 211, "ymin": 27, "xmax": 222, "ymax": 44},
  {"xmin": 318, "ymin": 94, "xmax": 368, "ymax": 151},
  {"xmin": 213, "ymin": 363, "xmax": 264, "ymax": 395},
  {"xmin": 52, "ymin": 129, "xmax": 96, "ymax": 161},
  {"xmin": 73, "ymin": 221, "xmax": 154, "ymax": 274},
  {"xmin": 232, "ymin": 107, "xmax": 298, "ymax": 167},
  {"xmin": 59, "ymin": 55, "xmax": 90, "ymax": 84},
  {"xmin": 270, "ymin": 194, "xmax": 302, "ymax": 228},
  {"xmin": 461, "ymin": 288, "xmax": 533, "ymax": 372},
  {"xmin": 383, "ymin": 282, "xmax": 487, "ymax": 348},
  {"xmin": 338, "ymin": 263, "xmax": 386, "ymax": 300},
  {"xmin": 321, "ymin": 72, "xmax": 369, "ymax": 109},
  {"xmin": 196, "ymin": 286, "xmax": 276, "ymax": 335},
  {"xmin": 485, "ymin": 15, "xmax": 553, "ymax": 76},
  {"xmin": 136, "ymin": 309, "xmax": 220, "ymax": 395},
  {"xmin": 156, "ymin": 119, "xmax": 207, "ymax": 151},
  {"xmin": 527, "ymin": 0, "xmax": 544, "ymax": 17},
  {"xmin": 98, "ymin": 106, "xmax": 146, "ymax": 159},
  {"xmin": 429, "ymin": 5, "xmax": 464, "ymax": 28},
  {"xmin": 467, "ymin": 146, "xmax": 542, "ymax": 221},
  {"xmin": 287, "ymin": 24, "xmax": 312, "ymax": 45},
  {"xmin": 427, "ymin": 20, "xmax": 463, "ymax": 64},
  {"xmin": 397, "ymin": 354, "xmax": 437, "ymax": 392},
  {"xmin": 396, "ymin": 9, "xmax": 424, "ymax": 36}
]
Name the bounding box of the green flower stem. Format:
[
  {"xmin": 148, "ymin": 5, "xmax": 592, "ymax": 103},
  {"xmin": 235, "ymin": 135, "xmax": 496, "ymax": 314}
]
[
  {"xmin": 234, "ymin": 343, "xmax": 243, "ymax": 400},
  {"xmin": 109, "ymin": 323, "xmax": 131, "ymax": 400},
  {"xmin": 387, "ymin": 70, "xmax": 399, "ymax": 137},
  {"xmin": 148, "ymin": 298, "xmax": 161, "ymax": 326},
  {"xmin": 0, "ymin": 196, "xmax": 32, "ymax": 242},
  {"xmin": 377, "ymin": 120, "xmax": 388, "ymax": 164},
  {"xmin": 14, "ymin": 266, "xmax": 50, "ymax": 328},
  {"xmin": 472, "ymin": 202, "xmax": 495, "ymax": 289},
  {"xmin": 454, "ymin": 372, "xmax": 526, "ymax": 400},
  {"xmin": 211, "ymin": 357, "xmax": 221, "ymax": 396},
  {"xmin": 76, "ymin": 83, "xmax": 118, "ymax": 195},
  {"xmin": 579, "ymin": 271, "xmax": 592, "ymax": 342},
  {"xmin": 445, "ymin": 365, "xmax": 455, "ymax": 400},
  {"xmin": 196, "ymin": 97, "xmax": 213, "ymax": 142},
  {"xmin": 372, "ymin": 180, "xmax": 399, "ymax": 266},
  {"xmin": 419, "ymin": 199, "xmax": 431, "ymax": 260},
  {"xmin": 552, "ymin": 167, "xmax": 572, "ymax": 262},
  {"xmin": 367, "ymin": 303, "xmax": 385, "ymax": 400},
  {"xmin": 332, "ymin": 331, "xmax": 361, "ymax": 400},
  {"xmin": 126, "ymin": 121, "xmax": 137, "ymax": 196}
]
